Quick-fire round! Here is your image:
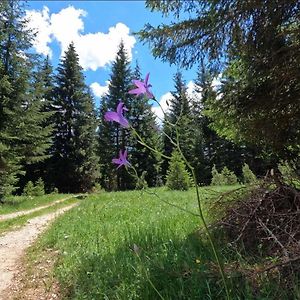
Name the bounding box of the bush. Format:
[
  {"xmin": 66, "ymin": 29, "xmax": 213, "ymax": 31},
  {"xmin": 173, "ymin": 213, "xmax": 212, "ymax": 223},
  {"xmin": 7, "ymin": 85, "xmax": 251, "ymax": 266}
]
[
  {"xmin": 34, "ymin": 177, "xmax": 45, "ymax": 196},
  {"xmin": 211, "ymin": 165, "xmax": 238, "ymax": 186},
  {"xmin": 22, "ymin": 178, "xmax": 45, "ymax": 196},
  {"xmin": 91, "ymin": 183, "xmax": 102, "ymax": 194},
  {"xmin": 221, "ymin": 166, "xmax": 238, "ymax": 185},
  {"xmin": 242, "ymin": 163, "xmax": 257, "ymax": 184},
  {"xmin": 210, "ymin": 165, "xmax": 224, "ymax": 186},
  {"xmin": 166, "ymin": 150, "xmax": 191, "ymax": 190},
  {"xmin": 278, "ymin": 161, "xmax": 300, "ymax": 187},
  {"xmin": 22, "ymin": 181, "xmax": 35, "ymax": 196}
]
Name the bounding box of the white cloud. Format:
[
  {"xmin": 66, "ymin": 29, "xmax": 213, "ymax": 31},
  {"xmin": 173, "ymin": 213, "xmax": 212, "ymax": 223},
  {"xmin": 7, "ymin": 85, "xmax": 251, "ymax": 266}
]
[
  {"xmin": 211, "ymin": 74, "xmax": 222, "ymax": 91},
  {"xmin": 25, "ymin": 6, "xmax": 53, "ymax": 57},
  {"xmin": 90, "ymin": 81, "xmax": 110, "ymax": 98},
  {"xmin": 152, "ymin": 81, "xmax": 203, "ymax": 122},
  {"xmin": 25, "ymin": 6, "xmax": 136, "ymax": 70},
  {"xmin": 187, "ymin": 80, "xmax": 202, "ymax": 101},
  {"xmin": 152, "ymin": 92, "xmax": 173, "ymax": 122},
  {"xmin": 50, "ymin": 6, "xmax": 86, "ymax": 53}
]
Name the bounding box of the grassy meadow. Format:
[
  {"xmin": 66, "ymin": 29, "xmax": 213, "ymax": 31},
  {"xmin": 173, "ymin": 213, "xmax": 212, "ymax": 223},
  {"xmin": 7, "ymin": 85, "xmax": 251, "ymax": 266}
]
[
  {"xmin": 27, "ymin": 186, "xmax": 299, "ymax": 300},
  {"xmin": 0, "ymin": 193, "xmax": 70, "ymax": 215}
]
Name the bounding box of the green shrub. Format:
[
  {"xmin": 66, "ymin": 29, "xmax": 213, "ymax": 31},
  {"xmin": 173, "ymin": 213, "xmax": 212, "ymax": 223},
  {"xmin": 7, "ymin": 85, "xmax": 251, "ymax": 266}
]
[
  {"xmin": 52, "ymin": 187, "xmax": 59, "ymax": 194},
  {"xmin": 211, "ymin": 165, "xmax": 238, "ymax": 185},
  {"xmin": 242, "ymin": 163, "xmax": 257, "ymax": 184},
  {"xmin": 22, "ymin": 178, "xmax": 45, "ymax": 197},
  {"xmin": 278, "ymin": 161, "xmax": 300, "ymax": 186},
  {"xmin": 22, "ymin": 181, "xmax": 35, "ymax": 196},
  {"xmin": 210, "ymin": 165, "xmax": 224, "ymax": 185},
  {"xmin": 91, "ymin": 183, "xmax": 102, "ymax": 194},
  {"xmin": 166, "ymin": 150, "xmax": 191, "ymax": 190},
  {"xmin": 34, "ymin": 177, "xmax": 45, "ymax": 196},
  {"xmin": 221, "ymin": 166, "xmax": 238, "ymax": 185}
]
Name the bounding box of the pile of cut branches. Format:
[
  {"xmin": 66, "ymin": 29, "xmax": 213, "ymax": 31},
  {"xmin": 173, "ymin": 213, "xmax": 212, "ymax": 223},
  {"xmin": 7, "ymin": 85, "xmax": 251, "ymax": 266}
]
[{"xmin": 216, "ymin": 180, "xmax": 300, "ymax": 274}]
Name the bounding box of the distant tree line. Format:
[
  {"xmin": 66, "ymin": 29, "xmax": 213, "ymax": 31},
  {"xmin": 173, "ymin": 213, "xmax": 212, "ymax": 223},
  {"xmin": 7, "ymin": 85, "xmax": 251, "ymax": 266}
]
[{"xmin": 0, "ymin": 0, "xmax": 273, "ymax": 201}]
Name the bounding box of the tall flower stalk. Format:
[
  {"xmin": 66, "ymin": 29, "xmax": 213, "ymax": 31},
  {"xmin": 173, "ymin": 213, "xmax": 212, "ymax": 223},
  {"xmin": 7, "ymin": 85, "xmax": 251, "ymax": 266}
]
[{"xmin": 106, "ymin": 73, "xmax": 230, "ymax": 300}]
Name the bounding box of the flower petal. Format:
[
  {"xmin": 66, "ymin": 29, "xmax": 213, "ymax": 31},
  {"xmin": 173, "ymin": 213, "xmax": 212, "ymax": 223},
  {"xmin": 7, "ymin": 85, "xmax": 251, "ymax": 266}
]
[
  {"xmin": 133, "ymin": 79, "xmax": 144, "ymax": 88},
  {"xmin": 128, "ymin": 87, "xmax": 143, "ymax": 95},
  {"xmin": 112, "ymin": 158, "xmax": 122, "ymax": 164},
  {"xmin": 104, "ymin": 111, "xmax": 120, "ymax": 123},
  {"xmin": 144, "ymin": 73, "xmax": 150, "ymax": 85},
  {"xmin": 116, "ymin": 101, "xmax": 124, "ymax": 115},
  {"xmin": 119, "ymin": 116, "xmax": 129, "ymax": 128}
]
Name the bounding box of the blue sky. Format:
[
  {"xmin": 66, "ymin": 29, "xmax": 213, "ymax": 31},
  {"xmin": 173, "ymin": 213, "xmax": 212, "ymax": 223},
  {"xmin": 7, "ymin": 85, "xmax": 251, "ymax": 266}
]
[{"xmin": 26, "ymin": 0, "xmax": 199, "ymax": 116}]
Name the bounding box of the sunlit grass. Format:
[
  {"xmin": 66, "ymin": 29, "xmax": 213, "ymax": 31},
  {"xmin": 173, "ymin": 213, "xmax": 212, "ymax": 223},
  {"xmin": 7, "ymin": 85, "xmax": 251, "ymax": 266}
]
[
  {"xmin": 31, "ymin": 186, "xmax": 297, "ymax": 299},
  {"xmin": 0, "ymin": 194, "xmax": 70, "ymax": 215}
]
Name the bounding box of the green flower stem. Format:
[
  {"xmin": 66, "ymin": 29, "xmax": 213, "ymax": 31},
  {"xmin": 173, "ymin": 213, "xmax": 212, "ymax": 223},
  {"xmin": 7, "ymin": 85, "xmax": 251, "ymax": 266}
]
[
  {"xmin": 174, "ymin": 128, "xmax": 231, "ymax": 300},
  {"xmin": 130, "ymin": 127, "xmax": 171, "ymax": 160}
]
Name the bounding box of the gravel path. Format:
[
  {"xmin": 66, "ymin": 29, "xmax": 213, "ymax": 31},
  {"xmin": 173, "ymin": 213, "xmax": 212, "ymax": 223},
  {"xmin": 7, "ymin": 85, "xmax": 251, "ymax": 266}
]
[{"xmin": 0, "ymin": 203, "xmax": 78, "ymax": 298}]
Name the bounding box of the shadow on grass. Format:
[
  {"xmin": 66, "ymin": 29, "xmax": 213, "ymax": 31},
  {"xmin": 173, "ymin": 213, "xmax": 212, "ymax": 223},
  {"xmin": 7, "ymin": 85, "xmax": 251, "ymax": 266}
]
[{"xmin": 57, "ymin": 229, "xmax": 262, "ymax": 300}]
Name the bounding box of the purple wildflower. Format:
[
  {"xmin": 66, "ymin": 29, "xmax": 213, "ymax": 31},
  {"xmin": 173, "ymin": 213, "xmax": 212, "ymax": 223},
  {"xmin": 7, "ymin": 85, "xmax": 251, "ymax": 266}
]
[
  {"xmin": 128, "ymin": 72, "xmax": 154, "ymax": 99},
  {"xmin": 104, "ymin": 101, "xmax": 129, "ymax": 128},
  {"xmin": 112, "ymin": 149, "xmax": 130, "ymax": 169}
]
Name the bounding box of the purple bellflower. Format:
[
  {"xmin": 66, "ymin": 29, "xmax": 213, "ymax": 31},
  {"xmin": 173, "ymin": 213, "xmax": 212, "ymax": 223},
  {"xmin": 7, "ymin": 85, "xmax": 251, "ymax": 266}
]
[
  {"xmin": 128, "ymin": 72, "xmax": 154, "ymax": 99},
  {"xmin": 104, "ymin": 101, "xmax": 129, "ymax": 128},
  {"xmin": 112, "ymin": 149, "xmax": 130, "ymax": 169}
]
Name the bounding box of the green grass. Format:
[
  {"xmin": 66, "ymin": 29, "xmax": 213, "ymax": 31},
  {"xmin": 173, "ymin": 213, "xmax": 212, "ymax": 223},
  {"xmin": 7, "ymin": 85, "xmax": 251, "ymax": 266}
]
[
  {"xmin": 31, "ymin": 186, "xmax": 299, "ymax": 299},
  {"xmin": 0, "ymin": 194, "xmax": 70, "ymax": 215},
  {"xmin": 0, "ymin": 197, "xmax": 79, "ymax": 235}
]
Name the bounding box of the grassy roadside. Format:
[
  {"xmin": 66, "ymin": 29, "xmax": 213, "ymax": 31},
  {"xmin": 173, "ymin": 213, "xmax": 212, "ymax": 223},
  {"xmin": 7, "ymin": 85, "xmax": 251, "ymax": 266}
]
[
  {"xmin": 0, "ymin": 197, "xmax": 80, "ymax": 235},
  {"xmin": 22, "ymin": 186, "xmax": 299, "ymax": 299},
  {"xmin": 0, "ymin": 194, "xmax": 70, "ymax": 215},
  {"xmin": 27, "ymin": 185, "xmax": 267, "ymax": 299}
]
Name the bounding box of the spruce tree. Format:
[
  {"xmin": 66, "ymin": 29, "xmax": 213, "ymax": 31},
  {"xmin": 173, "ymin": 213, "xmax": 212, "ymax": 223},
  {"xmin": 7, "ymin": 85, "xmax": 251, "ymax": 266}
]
[
  {"xmin": 163, "ymin": 72, "xmax": 195, "ymax": 178},
  {"xmin": 98, "ymin": 42, "xmax": 132, "ymax": 190},
  {"xmin": 194, "ymin": 63, "xmax": 265, "ymax": 184},
  {"xmin": 53, "ymin": 42, "xmax": 100, "ymax": 192},
  {"xmin": 0, "ymin": 0, "xmax": 52, "ymax": 199},
  {"xmin": 18, "ymin": 57, "xmax": 54, "ymax": 191},
  {"xmin": 128, "ymin": 62, "xmax": 162, "ymax": 187},
  {"xmin": 166, "ymin": 150, "xmax": 191, "ymax": 191}
]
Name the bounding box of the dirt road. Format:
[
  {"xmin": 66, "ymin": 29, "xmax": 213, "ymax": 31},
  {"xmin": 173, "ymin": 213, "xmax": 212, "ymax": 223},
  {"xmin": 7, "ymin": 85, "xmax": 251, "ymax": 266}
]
[{"xmin": 0, "ymin": 203, "xmax": 78, "ymax": 298}]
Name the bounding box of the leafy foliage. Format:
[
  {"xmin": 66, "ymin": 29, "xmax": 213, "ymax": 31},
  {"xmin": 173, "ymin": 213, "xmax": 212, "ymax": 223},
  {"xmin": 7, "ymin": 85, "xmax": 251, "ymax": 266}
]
[
  {"xmin": 22, "ymin": 181, "xmax": 35, "ymax": 196},
  {"xmin": 242, "ymin": 164, "xmax": 257, "ymax": 185},
  {"xmin": 140, "ymin": 0, "xmax": 300, "ymax": 166},
  {"xmin": 210, "ymin": 165, "xmax": 224, "ymax": 186},
  {"xmin": 221, "ymin": 167, "xmax": 238, "ymax": 185},
  {"xmin": 99, "ymin": 45, "xmax": 162, "ymax": 190},
  {"xmin": 211, "ymin": 165, "xmax": 238, "ymax": 186},
  {"xmin": 166, "ymin": 150, "xmax": 191, "ymax": 190},
  {"xmin": 163, "ymin": 72, "xmax": 195, "ymax": 177},
  {"xmin": 22, "ymin": 178, "xmax": 45, "ymax": 196}
]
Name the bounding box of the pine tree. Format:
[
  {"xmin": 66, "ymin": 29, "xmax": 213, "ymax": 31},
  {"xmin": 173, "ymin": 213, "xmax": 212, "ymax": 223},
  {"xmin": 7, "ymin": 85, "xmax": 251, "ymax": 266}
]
[
  {"xmin": 163, "ymin": 72, "xmax": 195, "ymax": 178},
  {"xmin": 52, "ymin": 43, "xmax": 100, "ymax": 192},
  {"xmin": 98, "ymin": 42, "xmax": 132, "ymax": 190},
  {"xmin": 18, "ymin": 57, "xmax": 54, "ymax": 191},
  {"xmin": 194, "ymin": 63, "xmax": 265, "ymax": 184},
  {"xmin": 140, "ymin": 0, "xmax": 300, "ymax": 167},
  {"xmin": 242, "ymin": 163, "xmax": 257, "ymax": 185},
  {"xmin": 128, "ymin": 62, "xmax": 162, "ymax": 187},
  {"xmin": 166, "ymin": 150, "xmax": 191, "ymax": 191},
  {"xmin": 0, "ymin": 0, "xmax": 52, "ymax": 199}
]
